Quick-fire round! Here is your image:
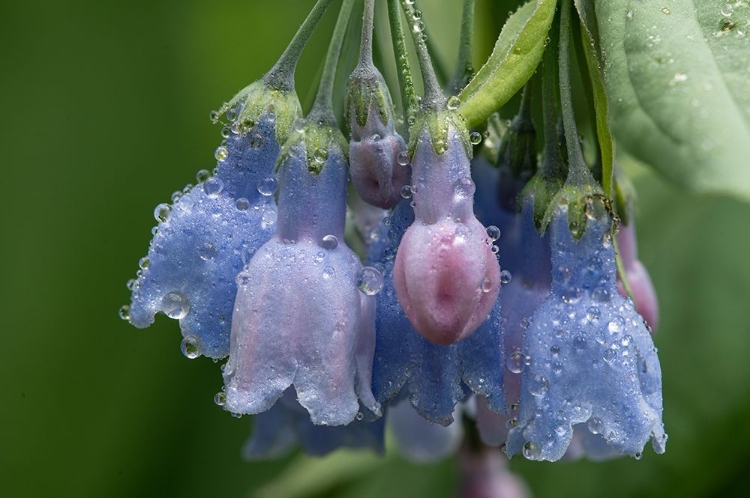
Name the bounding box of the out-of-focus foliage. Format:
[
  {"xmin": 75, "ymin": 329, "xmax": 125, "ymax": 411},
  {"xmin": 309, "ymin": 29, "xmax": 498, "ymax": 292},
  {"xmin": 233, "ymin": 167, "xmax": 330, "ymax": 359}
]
[{"xmin": 1, "ymin": 1, "xmax": 750, "ymax": 497}]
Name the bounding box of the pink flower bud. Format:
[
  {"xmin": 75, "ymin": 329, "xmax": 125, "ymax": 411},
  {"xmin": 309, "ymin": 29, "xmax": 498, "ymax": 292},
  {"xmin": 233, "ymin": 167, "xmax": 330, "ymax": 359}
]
[
  {"xmin": 393, "ymin": 124, "xmax": 500, "ymax": 345},
  {"xmin": 617, "ymin": 220, "xmax": 660, "ymax": 332}
]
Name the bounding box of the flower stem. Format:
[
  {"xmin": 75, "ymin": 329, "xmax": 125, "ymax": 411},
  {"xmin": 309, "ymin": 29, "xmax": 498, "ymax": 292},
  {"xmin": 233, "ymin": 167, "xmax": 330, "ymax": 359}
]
[
  {"xmin": 558, "ymin": 0, "xmax": 594, "ymax": 186},
  {"xmin": 541, "ymin": 17, "xmax": 565, "ymax": 182},
  {"xmin": 449, "ymin": 0, "xmax": 475, "ymax": 94},
  {"xmin": 309, "ymin": 0, "xmax": 358, "ymax": 124},
  {"xmin": 400, "ymin": 0, "xmax": 445, "ymax": 109},
  {"xmin": 264, "ymin": 0, "xmax": 335, "ymax": 91},
  {"xmin": 359, "ymin": 0, "xmax": 375, "ymax": 66},
  {"xmin": 387, "ymin": 0, "xmax": 417, "ymax": 127}
]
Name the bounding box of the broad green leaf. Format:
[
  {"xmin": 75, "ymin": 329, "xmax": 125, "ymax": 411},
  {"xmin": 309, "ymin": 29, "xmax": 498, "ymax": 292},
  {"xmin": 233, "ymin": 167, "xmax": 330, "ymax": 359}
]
[
  {"xmin": 458, "ymin": 0, "xmax": 556, "ymax": 128},
  {"xmin": 595, "ymin": 0, "xmax": 750, "ymax": 201}
]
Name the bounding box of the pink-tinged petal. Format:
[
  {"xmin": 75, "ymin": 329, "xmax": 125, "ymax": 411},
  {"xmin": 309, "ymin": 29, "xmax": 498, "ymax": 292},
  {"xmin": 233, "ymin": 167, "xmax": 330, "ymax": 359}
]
[
  {"xmin": 459, "ymin": 449, "xmax": 531, "ymax": 498},
  {"xmin": 617, "ymin": 220, "xmax": 660, "ymax": 332}
]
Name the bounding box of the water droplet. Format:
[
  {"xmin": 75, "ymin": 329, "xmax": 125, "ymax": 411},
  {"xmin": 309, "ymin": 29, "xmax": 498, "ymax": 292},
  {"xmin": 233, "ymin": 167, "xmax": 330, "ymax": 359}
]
[
  {"xmin": 261, "ymin": 206, "xmax": 277, "ymax": 226},
  {"xmin": 321, "ymin": 234, "xmax": 339, "ymax": 250},
  {"xmin": 154, "ymin": 203, "xmax": 172, "ymax": 222},
  {"xmin": 621, "ymin": 334, "xmax": 633, "ymax": 347},
  {"xmin": 199, "ymin": 242, "xmax": 216, "ymax": 261},
  {"xmin": 355, "ymin": 412, "xmax": 364, "ymax": 421},
  {"xmin": 586, "ymin": 306, "xmax": 601, "ymax": 321},
  {"xmin": 491, "ymin": 245, "xmax": 499, "ymax": 254},
  {"xmin": 249, "ymin": 132, "xmax": 264, "ymax": 149},
  {"xmin": 506, "ymin": 418, "xmax": 518, "ymax": 429},
  {"xmin": 591, "ymin": 286, "xmax": 610, "ymax": 302},
  {"xmin": 481, "ymin": 277, "xmax": 493, "ymax": 293},
  {"xmin": 520, "ymin": 317, "xmax": 531, "ymax": 330},
  {"xmin": 550, "ymin": 344, "xmax": 560, "ymax": 356},
  {"xmin": 603, "ymin": 348, "xmax": 617, "ymax": 363},
  {"xmin": 626, "ymin": 10, "xmax": 634, "ymax": 19},
  {"xmin": 209, "ymin": 110, "xmax": 220, "ymax": 123},
  {"xmin": 214, "ymin": 146, "xmax": 228, "ymax": 162},
  {"xmin": 236, "ymin": 271, "xmax": 251, "ymax": 286},
  {"xmin": 313, "ymin": 148, "xmax": 328, "ymax": 164},
  {"xmin": 180, "ymin": 335, "xmax": 202, "ymax": 359},
  {"xmin": 357, "ymin": 266, "xmax": 384, "ymax": 295},
  {"xmin": 721, "ymin": 3, "xmax": 734, "ymax": 16},
  {"xmin": 171, "ymin": 191, "xmax": 183, "ymax": 203},
  {"xmin": 236, "ymin": 198, "xmax": 250, "ymax": 210},
  {"xmin": 214, "ymin": 391, "xmax": 226, "ymax": 406},
  {"xmin": 500, "ymin": 270, "xmax": 512, "ymax": 284},
  {"xmin": 670, "ymin": 72, "xmax": 689, "ymax": 85},
  {"xmin": 412, "ymin": 20, "xmax": 425, "ymax": 33},
  {"xmin": 138, "ymin": 257, "xmax": 150, "ymax": 269},
  {"xmin": 608, "ymin": 316, "xmax": 625, "ymax": 334},
  {"xmin": 162, "ymin": 291, "xmax": 190, "ymax": 319},
  {"xmin": 573, "ymin": 336, "xmax": 586, "ymax": 350},
  {"xmin": 661, "ymin": 7, "xmax": 670, "ymax": 14},
  {"xmin": 523, "ymin": 441, "xmax": 541, "ymax": 460},
  {"xmin": 196, "ymin": 169, "xmax": 211, "ymax": 183},
  {"xmin": 529, "ymin": 375, "xmax": 549, "ymax": 396},
  {"xmin": 119, "ymin": 305, "xmax": 131, "ymax": 321},
  {"xmin": 588, "ymin": 417, "xmax": 604, "ymax": 434},
  {"xmin": 397, "ymin": 150, "xmax": 410, "ymax": 166},
  {"xmin": 400, "ymin": 185, "xmax": 413, "ymax": 199},
  {"xmin": 412, "ymin": 9, "xmax": 422, "ymax": 19},
  {"xmin": 447, "ymin": 96, "xmax": 461, "ymax": 110},
  {"xmin": 203, "ymin": 177, "xmax": 224, "ymax": 197},
  {"xmin": 561, "ymin": 287, "xmax": 582, "ymax": 304},
  {"xmin": 507, "ymin": 350, "xmax": 525, "ymax": 374},
  {"xmin": 257, "ymin": 176, "xmax": 278, "ymax": 196},
  {"xmin": 226, "ymin": 107, "xmax": 237, "ymax": 121},
  {"xmin": 323, "ymin": 266, "xmax": 336, "ymax": 279},
  {"xmin": 486, "ymin": 225, "xmax": 501, "ymax": 241},
  {"xmin": 470, "ymin": 131, "xmax": 482, "ymax": 145}
]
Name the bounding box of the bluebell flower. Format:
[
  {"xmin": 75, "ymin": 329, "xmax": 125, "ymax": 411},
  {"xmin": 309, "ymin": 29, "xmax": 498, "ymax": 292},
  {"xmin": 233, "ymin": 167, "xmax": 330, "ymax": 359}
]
[
  {"xmin": 368, "ymin": 199, "xmax": 505, "ymax": 426},
  {"xmin": 506, "ymin": 200, "xmax": 666, "ymax": 460},
  {"xmin": 242, "ymin": 389, "xmax": 384, "ymax": 460},
  {"xmin": 222, "ymin": 120, "xmax": 380, "ymax": 426},
  {"xmin": 127, "ymin": 82, "xmax": 299, "ymax": 359}
]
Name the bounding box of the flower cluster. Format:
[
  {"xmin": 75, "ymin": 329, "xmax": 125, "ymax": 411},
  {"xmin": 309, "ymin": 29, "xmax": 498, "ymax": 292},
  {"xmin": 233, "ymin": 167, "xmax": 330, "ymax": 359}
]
[{"xmin": 122, "ymin": 0, "xmax": 666, "ymax": 470}]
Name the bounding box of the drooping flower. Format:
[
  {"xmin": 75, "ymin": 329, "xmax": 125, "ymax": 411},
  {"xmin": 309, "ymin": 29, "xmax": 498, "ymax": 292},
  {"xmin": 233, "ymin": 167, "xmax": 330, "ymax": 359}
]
[
  {"xmin": 388, "ymin": 397, "xmax": 464, "ymax": 462},
  {"xmin": 505, "ymin": 201, "xmax": 666, "ymax": 461},
  {"xmin": 222, "ymin": 0, "xmax": 379, "ymax": 426},
  {"xmin": 617, "ymin": 217, "xmax": 659, "ymax": 332},
  {"xmin": 346, "ymin": 0, "xmax": 408, "ymax": 209},
  {"xmin": 369, "ymin": 199, "xmax": 505, "ymax": 426},
  {"xmin": 123, "ymin": 0, "xmax": 332, "ymax": 359},
  {"xmin": 126, "ymin": 83, "xmax": 298, "ymax": 359}
]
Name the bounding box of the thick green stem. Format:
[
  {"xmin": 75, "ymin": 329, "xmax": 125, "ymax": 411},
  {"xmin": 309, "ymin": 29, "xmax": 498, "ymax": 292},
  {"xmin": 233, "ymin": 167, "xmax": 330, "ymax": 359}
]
[
  {"xmin": 558, "ymin": 0, "xmax": 593, "ymax": 186},
  {"xmin": 264, "ymin": 0, "xmax": 335, "ymax": 91},
  {"xmin": 310, "ymin": 0, "xmax": 358, "ymax": 124},
  {"xmin": 450, "ymin": 0, "xmax": 475, "ymax": 93},
  {"xmin": 387, "ymin": 0, "xmax": 416, "ymax": 127},
  {"xmin": 400, "ymin": 0, "xmax": 445, "ymax": 109}
]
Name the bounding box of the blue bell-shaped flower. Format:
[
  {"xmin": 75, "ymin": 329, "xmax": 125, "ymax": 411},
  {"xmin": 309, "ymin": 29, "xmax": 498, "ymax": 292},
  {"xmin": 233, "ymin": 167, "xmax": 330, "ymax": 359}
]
[
  {"xmin": 369, "ymin": 198, "xmax": 505, "ymax": 426},
  {"xmin": 388, "ymin": 397, "xmax": 464, "ymax": 462},
  {"xmin": 505, "ymin": 200, "xmax": 666, "ymax": 461},
  {"xmin": 222, "ymin": 119, "xmax": 380, "ymax": 426},
  {"xmin": 127, "ymin": 83, "xmax": 299, "ymax": 359}
]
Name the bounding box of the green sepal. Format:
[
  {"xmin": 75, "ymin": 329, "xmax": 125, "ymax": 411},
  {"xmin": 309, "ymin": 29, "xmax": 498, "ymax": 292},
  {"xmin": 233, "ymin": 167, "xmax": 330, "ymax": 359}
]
[
  {"xmin": 218, "ymin": 81, "xmax": 302, "ymax": 146},
  {"xmin": 612, "ymin": 165, "xmax": 636, "ymax": 226},
  {"xmin": 344, "ymin": 68, "xmax": 393, "ymax": 130},
  {"xmin": 407, "ymin": 109, "xmax": 472, "ymax": 158},
  {"xmin": 499, "ymin": 111, "xmax": 538, "ymax": 178},
  {"xmin": 276, "ymin": 120, "xmax": 349, "ymax": 176},
  {"xmin": 541, "ymin": 181, "xmax": 608, "ymax": 240},
  {"xmin": 520, "ymin": 172, "xmax": 564, "ymax": 232}
]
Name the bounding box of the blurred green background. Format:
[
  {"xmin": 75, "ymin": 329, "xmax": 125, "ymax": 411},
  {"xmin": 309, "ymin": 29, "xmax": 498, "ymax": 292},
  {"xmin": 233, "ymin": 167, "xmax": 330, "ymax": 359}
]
[{"xmin": 2, "ymin": 1, "xmax": 750, "ymax": 497}]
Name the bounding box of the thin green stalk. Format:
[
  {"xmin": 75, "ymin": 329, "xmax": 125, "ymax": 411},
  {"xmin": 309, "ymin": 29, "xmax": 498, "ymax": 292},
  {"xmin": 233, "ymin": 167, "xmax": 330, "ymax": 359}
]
[
  {"xmin": 541, "ymin": 21, "xmax": 564, "ymax": 182},
  {"xmin": 450, "ymin": 0, "xmax": 476, "ymax": 94},
  {"xmin": 359, "ymin": 0, "xmax": 375, "ymax": 65},
  {"xmin": 387, "ymin": 0, "xmax": 416, "ymax": 126},
  {"xmin": 264, "ymin": 0, "xmax": 336, "ymax": 91},
  {"xmin": 400, "ymin": 0, "xmax": 445, "ymax": 109},
  {"xmin": 558, "ymin": 0, "xmax": 593, "ymax": 186},
  {"xmin": 309, "ymin": 0, "xmax": 358, "ymax": 123}
]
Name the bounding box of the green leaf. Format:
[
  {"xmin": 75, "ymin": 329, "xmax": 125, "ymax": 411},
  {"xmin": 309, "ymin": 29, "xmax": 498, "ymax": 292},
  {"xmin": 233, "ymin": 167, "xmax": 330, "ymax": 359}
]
[
  {"xmin": 595, "ymin": 0, "xmax": 750, "ymax": 201},
  {"xmin": 458, "ymin": 0, "xmax": 557, "ymax": 128}
]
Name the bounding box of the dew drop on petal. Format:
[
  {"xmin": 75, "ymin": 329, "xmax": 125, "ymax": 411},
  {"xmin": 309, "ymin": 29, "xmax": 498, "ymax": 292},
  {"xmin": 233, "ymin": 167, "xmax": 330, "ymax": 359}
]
[
  {"xmin": 257, "ymin": 176, "xmax": 278, "ymax": 196},
  {"xmin": 321, "ymin": 234, "xmax": 339, "ymax": 250},
  {"xmin": 500, "ymin": 269, "xmax": 512, "ymax": 284},
  {"xmin": 481, "ymin": 277, "xmax": 493, "ymax": 293},
  {"xmin": 397, "ymin": 150, "xmax": 410, "ymax": 166},
  {"xmin": 196, "ymin": 169, "xmax": 211, "ymax": 183},
  {"xmin": 138, "ymin": 257, "xmax": 150, "ymax": 269},
  {"xmin": 261, "ymin": 206, "xmax": 277, "ymax": 226},
  {"xmin": 214, "ymin": 391, "xmax": 227, "ymax": 406},
  {"xmin": 400, "ymin": 185, "xmax": 413, "ymax": 199},
  {"xmin": 162, "ymin": 291, "xmax": 190, "ymax": 319},
  {"xmin": 470, "ymin": 131, "xmax": 482, "ymax": 145},
  {"xmin": 323, "ymin": 266, "xmax": 336, "ymax": 279},
  {"xmin": 447, "ymin": 96, "xmax": 461, "ymax": 110},
  {"xmin": 608, "ymin": 315, "xmax": 625, "ymax": 334},
  {"xmin": 529, "ymin": 374, "xmax": 549, "ymax": 396},
  {"xmin": 199, "ymin": 242, "xmax": 217, "ymax": 261},
  {"xmin": 203, "ymin": 177, "xmax": 224, "ymax": 198},
  {"xmin": 357, "ymin": 266, "xmax": 384, "ymax": 295},
  {"xmin": 154, "ymin": 203, "xmax": 172, "ymax": 222},
  {"xmin": 235, "ymin": 198, "xmax": 250, "ymax": 210},
  {"xmin": 587, "ymin": 417, "xmax": 604, "ymax": 435},
  {"xmin": 486, "ymin": 225, "xmax": 501, "ymax": 241},
  {"xmin": 507, "ymin": 350, "xmax": 525, "ymax": 374},
  {"xmin": 119, "ymin": 305, "xmax": 131, "ymax": 321},
  {"xmin": 180, "ymin": 335, "xmax": 202, "ymax": 359},
  {"xmin": 523, "ymin": 441, "xmax": 541, "ymax": 460},
  {"xmin": 214, "ymin": 146, "xmax": 228, "ymax": 162}
]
